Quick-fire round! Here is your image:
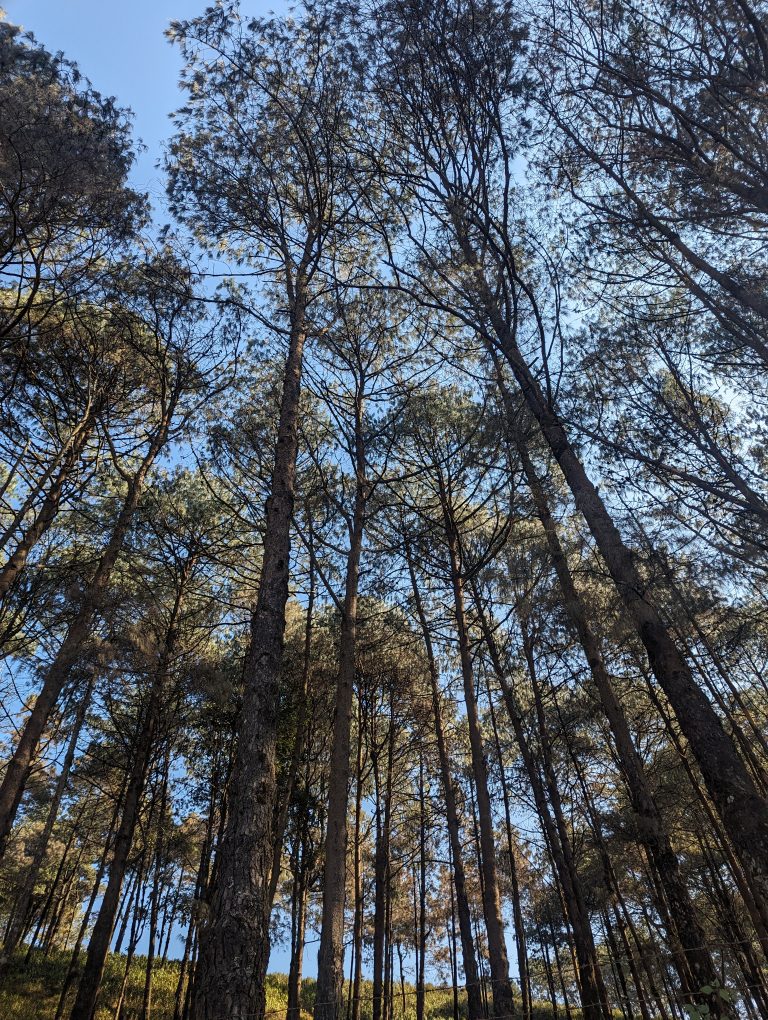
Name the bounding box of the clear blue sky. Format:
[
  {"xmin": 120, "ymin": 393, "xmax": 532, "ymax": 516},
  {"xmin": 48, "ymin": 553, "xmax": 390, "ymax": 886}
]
[{"xmin": 3, "ymin": 1, "xmax": 280, "ymax": 211}]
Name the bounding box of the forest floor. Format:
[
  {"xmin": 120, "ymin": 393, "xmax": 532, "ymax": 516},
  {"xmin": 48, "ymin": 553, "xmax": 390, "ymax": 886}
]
[{"xmin": 0, "ymin": 949, "xmax": 567, "ymax": 1020}]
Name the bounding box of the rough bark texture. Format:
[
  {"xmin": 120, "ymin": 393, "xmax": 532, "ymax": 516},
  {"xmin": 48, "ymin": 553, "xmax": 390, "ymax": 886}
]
[{"xmin": 192, "ymin": 293, "xmax": 307, "ymax": 1020}]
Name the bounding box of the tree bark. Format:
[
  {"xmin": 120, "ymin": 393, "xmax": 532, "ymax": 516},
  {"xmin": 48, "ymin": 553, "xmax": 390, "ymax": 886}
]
[
  {"xmin": 192, "ymin": 282, "xmax": 308, "ymax": 1020},
  {"xmin": 314, "ymin": 391, "xmax": 368, "ymax": 1020},
  {"xmin": 478, "ymin": 271, "xmax": 768, "ymax": 910},
  {"xmin": 404, "ymin": 542, "xmax": 484, "ymax": 1020},
  {"xmin": 441, "ymin": 500, "xmax": 515, "ymax": 1020},
  {"xmin": 69, "ymin": 556, "xmax": 189, "ymax": 1020}
]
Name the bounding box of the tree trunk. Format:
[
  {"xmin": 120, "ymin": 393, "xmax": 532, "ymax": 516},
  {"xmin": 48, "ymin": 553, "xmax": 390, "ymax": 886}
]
[
  {"xmin": 314, "ymin": 396, "xmax": 367, "ymax": 1020},
  {"xmin": 141, "ymin": 747, "xmax": 172, "ymax": 1020},
  {"xmin": 0, "ymin": 674, "xmax": 94, "ymax": 967},
  {"xmin": 513, "ymin": 429, "xmax": 731, "ymax": 1016},
  {"xmin": 481, "ymin": 285, "xmax": 768, "ymax": 909},
  {"xmin": 268, "ymin": 560, "xmax": 314, "ymax": 910},
  {"xmin": 473, "ymin": 589, "xmax": 610, "ymax": 1020},
  {"xmin": 0, "ymin": 412, "xmax": 96, "ymax": 598},
  {"xmin": 193, "ymin": 282, "xmax": 308, "ymax": 1020},
  {"xmin": 54, "ymin": 790, "xmax": 123, "ymax": 1020},
  {"xmin": 0, "ymin": 420, "xmax": 171, "ymax": 857},
  {"xmin": 69, "ymin": 557, "xmax": 189, "ymax": 1020},
  {"xmin": 441, "ymin": 500, "xmax": 515, "ymax": 1020},
  {"xmin": 404, "ymin": 542, "xmax": 484, "ymax": 1020}
]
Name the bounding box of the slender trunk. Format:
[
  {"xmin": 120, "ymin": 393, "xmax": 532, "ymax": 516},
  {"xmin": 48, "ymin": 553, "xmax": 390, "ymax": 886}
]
[
  {"xmin": 0, "ymin": 413, "xmax": 95, "ymax": 597},
  {"xmin": 193, "ymin": 282, "xmax": 308, "ymax": 1020},
  {"xmin": 484, "ymin": 672, "xmax": 530, "ymax": 1020},
  {"xmin": 373, "ymin": 699, "xmax": 395, "ymax": 1020},
  {"xmin": 287, "ymin": 839, "xmax": 309, "ymax": 1020},
  {"xmin": 514, "ymin": 429, "xmax": 730, "ymax": 1015},
  {"xmin": 521, "ymin": 619, "xmax": 612, "ymax": 1020},
  {"xmin": 25, "ymin": 800, "xmax": 86, "ymax": 962},
  {"xmin": 350, "ymin": 719, "xmax": 365, "ymax": 1020},
  {"xmin": 404, "ymin": 542, "xmax": 484, "ymax": 1020},
  {"xmin": 314, "ymin": 394, "xmax": 367, "ymax": 1020},
  {"xmin": 268, "ymin": 562, "xmax": 315, "ymax": 910},
  {"xmin": 114, "ymin": 867, "xmax": 140, "ymax": 957},
  {"xmin": 441, "ymin": 500, "xmax": 515, "ymax": 1020},
  {"xmin": 1, "ymin": 674, "xmax": 94, "ymax": 967},
  {"xmin": 416, "ymin": 759, "xmax": 427, "ymax": 1020},
  {"xmin": 141, "ymin": 747, "xmax": 172, "ymax": 1020},
  {"xmin": 54, "ymin": 792, "xmax": 123, "ymax": 1020},
  {"xmin": 114, "ymin": 848, "xmax": 152, "ymax": 1020},
  {"xmin": 70, "ymin": 558, "xmax": 189, "ymax": 1020},
  {"xmin": 0, "ymin": 421, "xmax": 171, "ymax": 856},
  {"xmin": 448, "ymin": 887, "xmax": 459, "ymax": 1020},
  {"xmin": 473, "ymin": 589, "xmax": 609, "ymax": 1020},
  {"xmin": 160, "ymin": 865, "xmax": 186, "ymax": 963}
]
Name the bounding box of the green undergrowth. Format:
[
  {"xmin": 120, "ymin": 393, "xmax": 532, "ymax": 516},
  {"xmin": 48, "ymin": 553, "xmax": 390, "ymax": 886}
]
[{"xmin": 0, "ymin": 949, "xmax": 567, "ymax": 1020}]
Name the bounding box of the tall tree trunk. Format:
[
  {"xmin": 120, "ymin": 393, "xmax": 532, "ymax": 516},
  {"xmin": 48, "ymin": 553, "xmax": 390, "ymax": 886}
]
[
  {"xmin": 372, "ymin": 699, "xmax": 395, "ymax": 1020},
  {"xmin": 0, "ymin": 411, "xmax": 96, "ymax": 597},
  {"xmin": 480, "ymin": 288, "xmax": 768, "ymax": 905},
  {"xmin": 0, "ymin": 673, "xmax": 94, "ymax": 968},
  {"xmin": 314, "ymin": 396, "xmax": 367, "ymax": 1020},
  {"xmin": 268, "ymin": 560, "xmax": 315, "ymax": 910},
  {"xmin": 54, "ymin": 790, "xmax": 123, "ymax": 1020},
  {"xmin": 483, "ymin": 672, "xmax": 531, "ymax": 1020},
  {"xmin": 350, "ymin": 718, "xmax": 365, "ymax": 1020},
  {"xmin": 141, "ymin": 746, "xmax": 172, "ymax": 1020},
  {"xmin": 416, "ymin": 758, "xmax": 427, "ymax": 1020},
  {"xmin": 513, "ymin": 428, "xmax": 730, "ymax": 1015},
  {"xmin": 404, "ymin": 541, "xmax": 484, "ymax": 1020},
  {"xmin": 70, "ymin": 556, "xmax": 189, "ymax": 1020},
  {"xmin": 193, "ymin": 281, "xmax": 308, "ymax": 1020},
  {"xmin": 473, "ymin": 589, "xmax": 610, "ymax": 1020},
  {"xmin": 440, "ymin": 498, "xmax": 515, "ymax": 1020},
  {"xmin": 287, "ymin": 830, "xmax": 309, "ymax": 1020}
]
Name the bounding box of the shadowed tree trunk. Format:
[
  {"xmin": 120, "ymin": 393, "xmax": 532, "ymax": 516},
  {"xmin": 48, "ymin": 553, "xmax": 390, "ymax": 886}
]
[
  {"xmin": 0, "ymin": 409, "xmax": 177, "ymax": 857},
  {"xmin": 193, "ymin": 279, "xmax": 309, "ymax": 1020}
]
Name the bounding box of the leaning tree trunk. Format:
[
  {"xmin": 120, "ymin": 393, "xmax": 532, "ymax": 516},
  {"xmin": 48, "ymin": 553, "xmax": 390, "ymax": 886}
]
[
  {"xmin": 192, "ymin": 283, "xmax": 308, "ymax": 1020},
  {"xmin": 512, "ymin": 426, "xmax": 732, "ymax": 1016},
  {"xmin": 474, "ymin": 263, "xmax": 768, "ymax": 912},
  {"xmin": 0, "ymin": 413, "xmax": 173, "ymax": 858},
  {"xmin": 0, "ymin": 410, "xmax": 97, "ymax": 598}
]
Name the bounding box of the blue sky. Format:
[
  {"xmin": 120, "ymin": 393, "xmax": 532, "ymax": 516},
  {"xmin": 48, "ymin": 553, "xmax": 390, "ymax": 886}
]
[{"xmin": 3, "ymin": 1, "xmax": 280, "ymax": 209}]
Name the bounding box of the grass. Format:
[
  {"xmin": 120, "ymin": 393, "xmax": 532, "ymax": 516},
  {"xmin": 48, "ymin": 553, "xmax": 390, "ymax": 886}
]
[{"xmin": 0, "ymin": 949, "xmax": 566, "ymax": 1020}]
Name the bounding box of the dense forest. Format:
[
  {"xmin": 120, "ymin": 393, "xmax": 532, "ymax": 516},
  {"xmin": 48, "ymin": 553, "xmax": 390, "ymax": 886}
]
[{"xmin": 1, "ymin": 2, "xmax": 767, "ymax": 1019}]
